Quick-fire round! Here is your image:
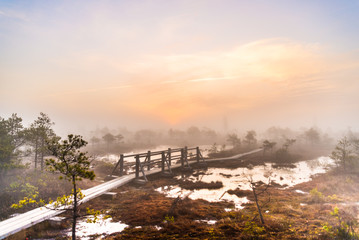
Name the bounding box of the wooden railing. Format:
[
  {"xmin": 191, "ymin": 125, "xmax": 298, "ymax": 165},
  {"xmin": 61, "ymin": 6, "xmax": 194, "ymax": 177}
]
[
  {"xmin": 110, "ymin": 146, "xmax": 205, "ymax": 181},
  {"xmin": 0, "ymin": 148, "xmax": 263, "ymax": 239}
]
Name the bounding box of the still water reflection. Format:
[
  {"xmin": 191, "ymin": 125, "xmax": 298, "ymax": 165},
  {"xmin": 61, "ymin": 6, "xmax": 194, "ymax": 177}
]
[{"xmin": 156, "ymin": 156, "xmax": 334, "ymax": 209}]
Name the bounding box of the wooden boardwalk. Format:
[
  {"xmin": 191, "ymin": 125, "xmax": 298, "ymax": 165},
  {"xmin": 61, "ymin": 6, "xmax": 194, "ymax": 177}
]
[{"xmin": 0, "ymin": 147, "xmax": 261, "ymax": 239}]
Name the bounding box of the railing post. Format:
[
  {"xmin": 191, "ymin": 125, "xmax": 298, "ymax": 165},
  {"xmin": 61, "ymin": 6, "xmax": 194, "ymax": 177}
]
[
  {"xmin": 161, "ymin": 151, "xmax": 165, "ymax": 172},
  {"xmin": 135, "ymin": 155, "xmax": 140, "ymax": 179},
  {"xmin": 181, "ymin": 148, "xmax": 184, "ymax": 168},
  {"xmin": 111, "ymin": 154, "xmax": 123, "ymax": 176},
  {"xmin": 119, "ymin": 154, "xmax": 124, "ymax": 176},
  {"xmin": 185, "ymin": 146, "xmax": 188, "ymax": 162},
  {"xmin": 147, "ymin": 151, "xmax": 151, "ymax": 171},
  {"xmin": 196, "ymin": 147, "xmax": 200, "ymax": 163},
  {"xmin": 168, "ymin": 148, "xmax": 171, "ymax": 166}
]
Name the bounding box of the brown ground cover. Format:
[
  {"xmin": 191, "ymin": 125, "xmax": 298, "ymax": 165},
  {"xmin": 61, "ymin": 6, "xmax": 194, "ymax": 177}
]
[
  {"xmin": 97, "ymin": 170, "xmax": 358, "ymax": 239},
  {"xmin": 8, "ymin": 149, "xmax": 359, "ymax": 239}
]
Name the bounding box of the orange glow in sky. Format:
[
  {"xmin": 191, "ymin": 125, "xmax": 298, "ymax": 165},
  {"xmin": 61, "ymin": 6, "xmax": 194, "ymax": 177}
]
[{"xmin": 1, "ymin": 1, "xmax": 359, "ymax": 132}]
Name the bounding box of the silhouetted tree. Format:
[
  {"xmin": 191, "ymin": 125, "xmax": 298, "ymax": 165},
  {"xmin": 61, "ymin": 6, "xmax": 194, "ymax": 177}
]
[
  {"xmin": 331, "ymin": 136, "xmax": 352, "ymax": 172},
  {"xmin": 283, "ymin": 138, "xmax": 296, "ymax": 151},
  {"xmin": 102, "ymin": 133, "xmax": 116, "ymax": 148},
  {"xmin": 187, "ymin": 126, "xmax": 201, "ymax": 138},
  {"xmin": 201, "ymin": 127, "xmax": 217, "ymax": 139},
  {"xmin": 246, "ymin": 175, "xmax": 271, "ymax": 225},
  {"xmin": 168, "ymin": 128, "xmax": 185, "ymax": 139},
  {"xmin": 262, "ymin": 140, "xmax": 276, "ymax": 155},
  {"xmin": 244, "ymin": 130, "xmax": 257, "ymax": 146},
  {"xmin": 265, "ymin": 126, "xmax": 295, "ymax": 142},
  {"xmin": 275, "ymin": 138, "xmax": 296, "ymax": 162},
  {"xmin": 209, "ymin": 143, "xmax": 219, "ymax": 154},
  {"xmin": 46, "ymin": 134, "xmax": 95, "ymax": 240},
  {"xmin": 227, "ymin": 133, "xmax": 241, "ymax": 149},
  {"xmin": 0, "ymin": 114, "xmax": 26, "ymax": 184},
  {"xmin": 90, "ymin": 136, "xmax": 101, "ymax": 146},
  {"xmin": 27, "ymin": 113, "xmax": 57, "ymax": 170},
  {"xmin": 305, "ymin": 128, "xmax": 320, "ymax": 145},
  {"xmin": 115, "ymin": 133, "xmax": 124, "ymax": 143}
]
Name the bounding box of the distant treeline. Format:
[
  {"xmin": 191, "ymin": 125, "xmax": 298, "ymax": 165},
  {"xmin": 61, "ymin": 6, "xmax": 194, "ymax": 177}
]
[
  {"xmin": 85, "ymin": 124, "xmax": 340, "ymax": 158},
  {"xmin": 0, "ymin": 112, "xmax": 348, "ymax": 172}
]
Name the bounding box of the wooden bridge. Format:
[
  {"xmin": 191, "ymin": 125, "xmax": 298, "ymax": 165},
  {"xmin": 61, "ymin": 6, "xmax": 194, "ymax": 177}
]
[
  {"xmin": 0, "ymin": 146, "xmax": 261, "ymax": 239},
  {"xmin": 110, "ymin": 146, "xmax": 205, "ymax": 181}
]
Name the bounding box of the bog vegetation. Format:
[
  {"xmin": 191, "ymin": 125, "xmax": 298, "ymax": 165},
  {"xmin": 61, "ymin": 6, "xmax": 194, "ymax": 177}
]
[{"xmin": 2, "ymin": 112, "xmax": 359, "ymax": 239}]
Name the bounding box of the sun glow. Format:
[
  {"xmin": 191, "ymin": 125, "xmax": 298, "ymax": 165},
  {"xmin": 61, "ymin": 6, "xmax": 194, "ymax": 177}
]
[
  {"xmin": 99, "ymin": 38, "xmax": 331, "ymax": 125},
  {"xmin": 41, "ymin": 37, "xmax": 339, "ymax": 126}
]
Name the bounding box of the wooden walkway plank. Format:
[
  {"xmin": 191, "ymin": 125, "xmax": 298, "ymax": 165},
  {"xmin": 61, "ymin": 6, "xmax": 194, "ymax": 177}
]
[{"xmin": 0, "ymin": 148, "xmax": 261, "ymax": 239}]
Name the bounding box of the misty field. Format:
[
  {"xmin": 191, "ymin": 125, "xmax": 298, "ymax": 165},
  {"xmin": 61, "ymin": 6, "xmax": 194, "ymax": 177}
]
[
  {"xmin": 2, "ymin": 112, "xmax": 359, "ymax": 239},
  {"xmin": 2, "ymin": 1, "xmax": 359, "ymax": 239}
]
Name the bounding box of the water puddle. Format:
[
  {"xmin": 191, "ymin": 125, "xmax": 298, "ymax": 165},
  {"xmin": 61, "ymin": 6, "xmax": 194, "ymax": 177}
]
[
  {"xmin": 154, "ymin": 225, "xmax": 162, "ymax": 230},
  {"xmin": 195, "ymin": 219, "xmax": 217, "ymax": 225},
  {"xmin": 156, "ymin": 184, "xmax": 249, "ymax": 210},
  {"xmin": 295, "ymin": 190, "xmax": 308, "ymax": 194},
  {"xmin": 65, "ymin": 215, "xmax": 128, "ymax": 239},
  {"xmin": 156, "ymin": 156, "xmax": 334, "ymax": 209}
]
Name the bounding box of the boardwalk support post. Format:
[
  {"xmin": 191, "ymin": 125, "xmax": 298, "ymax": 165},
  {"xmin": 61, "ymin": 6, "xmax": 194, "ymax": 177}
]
[
  {"xmin": 111, "ymin": 154, "xmax": 124, "ymax": 177},
  {"xmin": 196, "ymin": 148, "xmax": 207, "ymax": 168},
  {"xmin": 134, "ymin": 154, "xmax": 148, "ymax": 183},
  {"xmin": 161, "ymin": 151, "xmax": 165, "ymax": 172},
  {"xmin": 162, "ymin": 150, "xmax": 173, "ymax": 177},
  {"xmin": 196, "ymin": 147, "xmax": 200, "ymax": 163},
  {"xmin": 181, "ymin": 146, "xmax": 192, "ymax": 172},
  {"xmin": 168, "ymin": 148, "xmax": 171, "ymax": 166},
  {"xmin": 147, "ymin": 151, "xmax": 151, "ymax": 171},
  {"xmin": 181, "ymin": 148, "xmax": 184, "ymax": 168},
  {"xmin": 135, "ymin": 155, "xmax": 140, "ymax": 179},
  {"xmin": 119, "ymin": 154, "xmax": 124, "ymax": 176}
]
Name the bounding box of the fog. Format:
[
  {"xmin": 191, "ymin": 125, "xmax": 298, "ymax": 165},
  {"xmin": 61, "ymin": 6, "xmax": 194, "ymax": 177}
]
[
  {"xmin": 1, "ymin": 1, "xmax": 359, "ymax": 137},
  {"xmin": 3, "ymin": 2, "xmax": 359, "ymax": 238},
  {"xmin": 1, "ymin": 0, "xmax": 359, "ymax": 189}
]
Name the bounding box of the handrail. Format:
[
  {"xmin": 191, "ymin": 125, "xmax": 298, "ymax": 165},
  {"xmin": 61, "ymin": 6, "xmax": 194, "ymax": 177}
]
[
  {"xmin": 123, "ymin": 147, "xmax": 185, "ymax": 158},
  {"xmin": 0, "ymin": 148, "xmax": 262, "ymax": 239},
  {"xmin": 110, "ymin": 146, "xmax": 204, "ymax": 179}
]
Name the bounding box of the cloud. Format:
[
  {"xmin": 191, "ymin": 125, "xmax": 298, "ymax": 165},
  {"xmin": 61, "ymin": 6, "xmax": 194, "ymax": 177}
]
[
  {"xmin": 42, "ymin": 84, "xmax": 133, "ymax": 98},
  {"xmin": 0, "ymin": 8, "xmax": 28, "ymax": 21},
  {"xmin": 107, "ymin": 38, "xmax": 359, "ymax": 125},
  {"xmin": 188, "ymin": 76, "xmax": 240, "ymax": 82},
  {"xmin": 15, "ymin": 38, "xmax": 359, "ymax": 128},
  {"xmin": 120, "ymin": 38, "xmax": 326, "ymax": 84}
]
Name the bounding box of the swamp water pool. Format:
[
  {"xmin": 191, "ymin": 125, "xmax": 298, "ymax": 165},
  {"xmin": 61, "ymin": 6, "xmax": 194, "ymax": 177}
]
[
  {"xmin": 67, "ymin": 156, "xmax": 334, "ymax": 239},
  {"xmin": 156, "ymin": 156, "xmax": 334, "ymax": 209},
  {"xmin": 65, "ymin": 215, "xmax": 128, "ymax": 240}
]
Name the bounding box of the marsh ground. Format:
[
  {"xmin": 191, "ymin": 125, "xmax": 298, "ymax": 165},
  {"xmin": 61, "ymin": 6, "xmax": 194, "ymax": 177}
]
[{"xmin": 8, "ymin": 151, "xmax": 359, "ymax": 240}]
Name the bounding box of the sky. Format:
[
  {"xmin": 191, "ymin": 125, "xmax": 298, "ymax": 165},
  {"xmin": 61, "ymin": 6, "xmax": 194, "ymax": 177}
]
[{"xmin": 1, "ymin": 0, "xmax": 359, "ymax": 135}]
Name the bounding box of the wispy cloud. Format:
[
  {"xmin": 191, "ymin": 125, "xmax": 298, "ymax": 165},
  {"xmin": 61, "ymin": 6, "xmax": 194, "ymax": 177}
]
[
  {"xmin": 188, "ymin": 76, "xmax": 240, "ymax": 82},
  {"xmin": 120, "ymin": 38, "xmax": 327, "ymax": 86},
  {"xmin": 42, "ymin": 84, "xmax": 133, "ymax": 98},
  {"xmin": 0, "ymin": 8, "xmax": 28, "ymax": 21},
  {"xmin": 33, "ymin": 38, "xmax": 359, "ymax": 126}
]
